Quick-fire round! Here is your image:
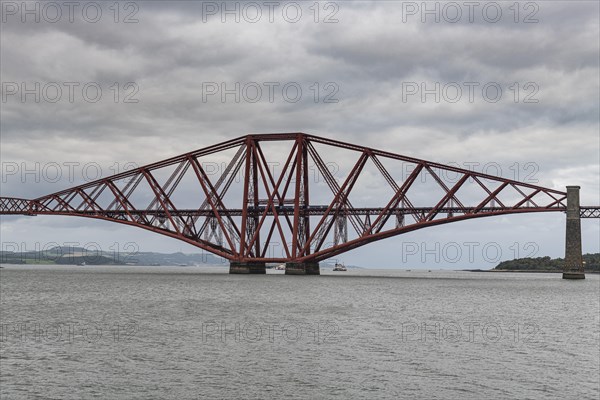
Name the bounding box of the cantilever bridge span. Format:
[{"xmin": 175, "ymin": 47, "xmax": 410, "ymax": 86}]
[{"xmin": 1, "ymin": 133, "xmax": 598, "ymax": 277}]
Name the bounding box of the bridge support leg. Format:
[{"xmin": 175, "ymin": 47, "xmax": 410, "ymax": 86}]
[
  {"xmin": 285, "ymin": 262, "xmax": 320, "ymax": 275},
  {"xmin": 229, "ymin": 262, "xmax": 266, "ymax": 274},
  {"xmin": 563, "ymin": 186, "xmax": 585, "ymax": 279}
]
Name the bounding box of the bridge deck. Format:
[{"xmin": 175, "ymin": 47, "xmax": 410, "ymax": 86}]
[{"xmin": 1, "ymin": 203, "xmax": 599, "ymax": 218}]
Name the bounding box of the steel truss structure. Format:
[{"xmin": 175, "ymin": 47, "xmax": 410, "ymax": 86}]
[{"xmin": 1, "ymin": 133, "xmax": 597, "ymax": 263}]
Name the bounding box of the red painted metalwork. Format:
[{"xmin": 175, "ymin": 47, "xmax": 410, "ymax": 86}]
[{"xmin": 1, "ymin": 133, "xmax": 596, "ymax": 262}]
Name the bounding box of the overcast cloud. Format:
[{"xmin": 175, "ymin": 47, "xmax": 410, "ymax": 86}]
[{"xmin": 1, "ymin": 1, "xmax": 598, "ymax": 267}]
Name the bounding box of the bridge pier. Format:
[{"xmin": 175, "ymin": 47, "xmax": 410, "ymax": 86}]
[
  {"xmin": 563, "ymin": 186, "xmax": 585, "ymax": 279},
  {"xmin": 285, "ymin": 262, "xmax": 320, "ymax": 275},
  {"xmin": 229, "ymin": 261, "xmax": 266, "ymax": 274}
]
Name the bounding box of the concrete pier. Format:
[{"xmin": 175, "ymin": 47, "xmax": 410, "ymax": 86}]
[
  {"xmin": 229, "ymin": 261, "xmax": 266, "ymax": 274},
  {"xmin": 563, "ymin": 186, "xmax": 585, "ymax": 279},
  {"xmin": 285, "ymin": 262, "xmax": 320, "ymax": 275}
]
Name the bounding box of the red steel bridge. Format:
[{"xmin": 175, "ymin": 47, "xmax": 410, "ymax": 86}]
[{"xmin": 1, "ymin": 133, "xmax": 598, "ymax": 276}]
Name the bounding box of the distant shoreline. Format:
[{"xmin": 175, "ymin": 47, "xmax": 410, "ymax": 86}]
[{"xmin": 461, "ymin": 269, "xmax": 600, "ymax": 274}]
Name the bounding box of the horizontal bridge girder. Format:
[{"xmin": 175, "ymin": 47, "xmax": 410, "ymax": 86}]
[
  {"xmin": 580, "ymin": 206, "xmax": 600, "ymax": 218},
  {"xmin": 0, "ymin": 205, "xmax": 572, "ymax": 217}
]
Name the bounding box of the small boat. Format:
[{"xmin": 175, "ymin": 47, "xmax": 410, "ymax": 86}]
[
  {"xmin": 78, "ymin": 261, "xmax": 86, "ymax": 266},
  {"xmin": 333, "ymin": 263, "xmax": 347, "ymax": 271},
  {"xmin": 275, "ymin": 264, "xmax": 285, "ymax": 271}
]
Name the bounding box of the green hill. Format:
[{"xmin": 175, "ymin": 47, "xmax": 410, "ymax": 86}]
[
  {"xmin": 494, "ymin": 253, "xmax": 599, "ymax": 272},
  {"xmin": 0, "ymin": 246, "xmax": 225, "ymax": 266}
]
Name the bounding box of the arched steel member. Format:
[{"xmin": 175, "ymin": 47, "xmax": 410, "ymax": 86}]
[{"xmin": 1, "ymin": 133, "xmax": 597, "ymax": 275}]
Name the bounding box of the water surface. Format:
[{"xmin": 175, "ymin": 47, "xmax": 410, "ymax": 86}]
[{"xmin": 1, "ymin": 265, "xmax": 598, "ymax": 399}]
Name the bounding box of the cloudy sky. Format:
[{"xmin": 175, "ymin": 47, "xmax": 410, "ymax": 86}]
[{"xmin": 1, "ymin": 1, "xmax": 598, "ymax": 268}]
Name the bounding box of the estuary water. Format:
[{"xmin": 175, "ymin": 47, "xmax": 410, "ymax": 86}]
[{"xmin": 0, "ymin": 265, "xmax": 598, "ymax": 399}]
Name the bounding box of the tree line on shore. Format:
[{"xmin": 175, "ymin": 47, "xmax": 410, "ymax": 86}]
[{"xmin": 494, "ymin": 253, "xmax": 600, "ymax": 272}]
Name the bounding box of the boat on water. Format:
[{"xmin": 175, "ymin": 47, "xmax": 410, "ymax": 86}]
[
  {"xmin": 275, "ymin": 264, "xmax": 285, "ymax": 271},
  {"xmin": 78, "ymin": 261, "xmax": 86, "ymax": 266},
  {"xmin": 333, "ymin": 263, "xmax": 347, "ymax": 271}
]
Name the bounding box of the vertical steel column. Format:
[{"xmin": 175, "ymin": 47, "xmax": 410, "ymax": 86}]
[
  {"xmin": 231, "ymin": 137, "xmax": 265, "ymax": 273},
  {"xmin": 287, "ymin": 134, "xmax": 319, "ymax": 274},
  {"xmin": 239, "ymin": 138, "xmax": 252, "ymax": 259},
  {"xmin": 292, "ymin": 134, "xmax": 303, "ymax": 259},
  {"xmin": 240, "ymin": 137, "xmax": 260, "ymax": 258},
  {"xmin": 301, "ymin": 137, "xmax": 310, "ymax": 256},
  {"xmin": 250, "ymin": 142, "xmax": 260, "ymax": 258}
]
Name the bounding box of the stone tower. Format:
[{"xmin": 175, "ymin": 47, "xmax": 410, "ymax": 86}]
[{"xmin": 563, "ymin": 186, "xmax": 585, "ymax": 279}]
